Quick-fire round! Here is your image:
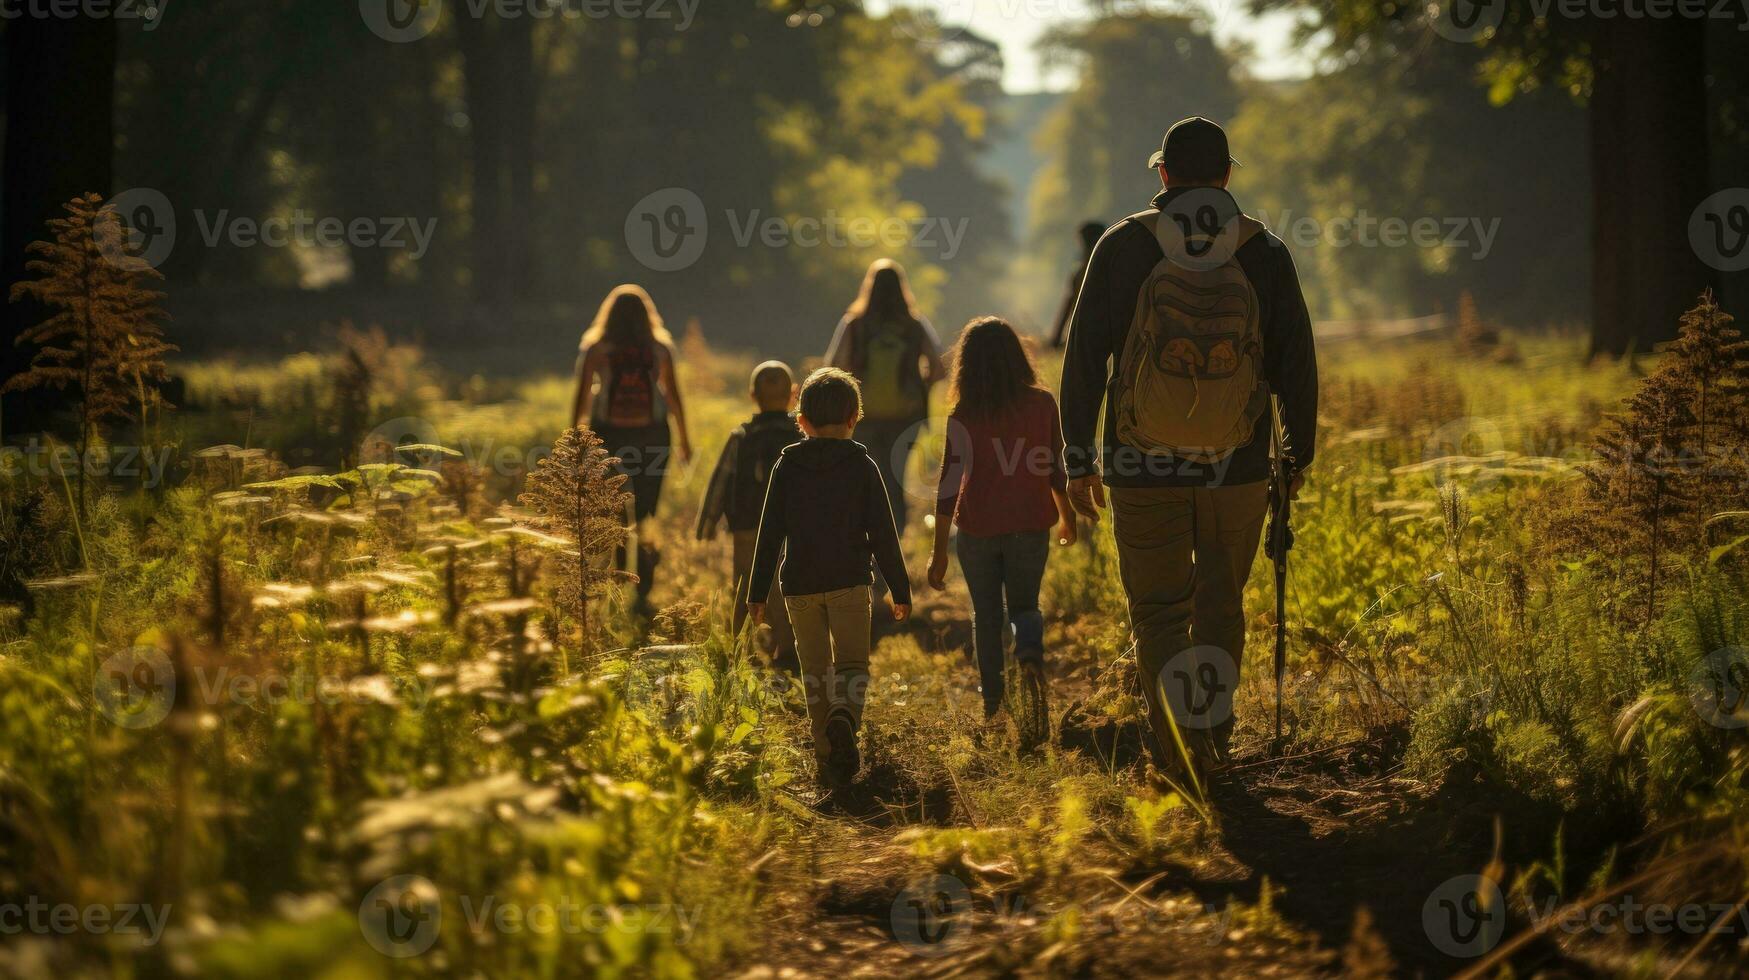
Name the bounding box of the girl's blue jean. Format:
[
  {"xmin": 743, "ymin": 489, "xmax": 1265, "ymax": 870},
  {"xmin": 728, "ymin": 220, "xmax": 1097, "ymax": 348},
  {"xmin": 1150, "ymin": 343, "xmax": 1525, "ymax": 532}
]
[{"xmin": 955, "ymin": 529, "xmax": 1050, "ymax": 713}]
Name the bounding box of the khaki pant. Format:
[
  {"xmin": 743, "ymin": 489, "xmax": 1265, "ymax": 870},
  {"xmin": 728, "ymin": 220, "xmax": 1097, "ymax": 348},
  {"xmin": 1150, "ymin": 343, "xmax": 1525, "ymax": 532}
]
[
  {"xmin": 733, "ymin": 531, "xmax": 794, "ymax": 669},
  {"xmin": 1111, "ymin": 482, "xmax": 1268, "ymax": 768},
  {"xmin": 784, "ymin": 585, "xmax": 872, "ymax": 765}
]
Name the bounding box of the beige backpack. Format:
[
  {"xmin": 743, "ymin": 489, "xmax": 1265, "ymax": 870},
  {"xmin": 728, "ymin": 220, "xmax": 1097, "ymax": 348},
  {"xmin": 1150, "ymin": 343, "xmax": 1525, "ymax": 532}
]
[{"xmin": 1111, "ymin": 209, "xmax": 1269, "ymax": 463}]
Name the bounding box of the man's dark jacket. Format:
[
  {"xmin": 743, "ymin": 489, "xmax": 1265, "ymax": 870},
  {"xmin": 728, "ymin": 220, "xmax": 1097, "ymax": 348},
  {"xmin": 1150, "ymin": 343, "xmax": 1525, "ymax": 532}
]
[{"xmin": 1059, "ymin": 187, "xmax": 1318, "ymax": 488}]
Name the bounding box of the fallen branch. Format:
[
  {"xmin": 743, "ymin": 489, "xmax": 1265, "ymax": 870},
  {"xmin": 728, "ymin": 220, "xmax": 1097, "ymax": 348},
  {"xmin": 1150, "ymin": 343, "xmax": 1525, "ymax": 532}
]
[
  {"xmin": 1225, "ymin": 738, "xmax": 1369, "ymax": 773},
  {"xmin": 1452, "ymin": 841, "xmax": 1726, "ymax": 980},
  {"xmin": 1661, "ymin": 890, "xmax": 1749, "ymax": 980},
  {"xmin": 944, "ymin": 770, "xmax": 985, "ymax": 830},
  {"xmin": 1102, "ymin": 870, "xmax": 1172, "ymax": 913}
]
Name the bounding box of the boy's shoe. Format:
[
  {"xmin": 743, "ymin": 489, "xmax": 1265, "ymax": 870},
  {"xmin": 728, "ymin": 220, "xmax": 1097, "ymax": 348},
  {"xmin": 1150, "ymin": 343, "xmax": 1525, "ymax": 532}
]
[{"xmin": 825, "ymin": 713, "xmax": 860, "ymax": 786}]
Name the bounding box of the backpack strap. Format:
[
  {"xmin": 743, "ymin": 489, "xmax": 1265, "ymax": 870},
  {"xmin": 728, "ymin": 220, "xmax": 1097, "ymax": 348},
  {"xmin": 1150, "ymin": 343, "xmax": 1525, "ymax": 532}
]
[
  {"xmin": 747, "ymin": 412, "xmax": 793, "ymax": 433},
  {"xmin": 1233, "ymin": 214, "xmax": 1266, "ymax": 250},
  {"xmin": 1131, "ymin": 208, "xmax": 1266, "ymax": 257}
]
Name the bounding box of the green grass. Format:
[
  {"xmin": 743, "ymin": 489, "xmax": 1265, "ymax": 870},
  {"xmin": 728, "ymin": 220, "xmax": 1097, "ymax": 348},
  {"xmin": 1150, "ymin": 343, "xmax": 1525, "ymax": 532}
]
[{"xmin": 2, "ymin": 327, "xmax": 1745, "ymax": 976}]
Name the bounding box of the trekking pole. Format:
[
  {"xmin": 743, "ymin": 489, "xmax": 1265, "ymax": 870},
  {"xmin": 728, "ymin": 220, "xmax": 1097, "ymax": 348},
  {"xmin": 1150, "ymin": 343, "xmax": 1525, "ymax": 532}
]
[{"xmin": 1265, "ymin": 397, "xmax": 1296, "ymax": 756}]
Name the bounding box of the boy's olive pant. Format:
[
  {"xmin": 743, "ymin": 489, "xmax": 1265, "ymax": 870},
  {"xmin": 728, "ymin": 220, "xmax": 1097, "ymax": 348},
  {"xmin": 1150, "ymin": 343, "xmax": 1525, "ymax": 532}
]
[
  {"xmin": 783, "ymin": 585, "xmax": 872, "ymax": 766},
  {"xmin": 1110, "ymin": 482, "xmax": 1268, "ymax": 768},
  {"xmin": 732, "ymin": 531, "xmax": 794, "ymax": 670}
]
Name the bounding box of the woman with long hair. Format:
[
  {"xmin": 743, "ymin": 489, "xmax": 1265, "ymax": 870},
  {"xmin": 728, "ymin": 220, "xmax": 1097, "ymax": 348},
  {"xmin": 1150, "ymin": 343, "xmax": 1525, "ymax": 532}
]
[
  {"xmin": 571, "ymin": 284, "xmax": 692, "ymax": 607},
  {"xmin": 824, "ymin": 259, "xmax": 943, "ymax": 540},
  {"xmin": 927, "ymin": 316, "xmax": 1076, "ymax": 723}
]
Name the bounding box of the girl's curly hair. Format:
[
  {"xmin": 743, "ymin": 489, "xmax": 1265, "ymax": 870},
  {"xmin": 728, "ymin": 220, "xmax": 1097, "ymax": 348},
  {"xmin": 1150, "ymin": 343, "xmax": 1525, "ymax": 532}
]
[{"xmin": 947, "ymin": 316, "xmax": 1044, "ymax": 423}]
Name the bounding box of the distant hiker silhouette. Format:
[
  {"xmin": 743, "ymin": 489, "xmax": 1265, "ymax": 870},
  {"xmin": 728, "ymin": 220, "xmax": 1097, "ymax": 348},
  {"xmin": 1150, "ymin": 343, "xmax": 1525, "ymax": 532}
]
[
  {"xmin": 1050, "ymin": 221, "xmax": 1106, "ymax": 349},
  {"xmin": 1058, "ymin": 116, "xmax": 1319, "ymax": 778},
  {"xmin": 572, "ymin": 285, "xmax": 694, "ymax": 611}
]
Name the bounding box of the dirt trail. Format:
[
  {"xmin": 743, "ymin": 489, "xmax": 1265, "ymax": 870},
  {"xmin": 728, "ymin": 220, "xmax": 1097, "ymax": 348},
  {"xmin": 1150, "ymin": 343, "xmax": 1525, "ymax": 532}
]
[
  {"xmin": 750, "ymin": 755, "xmax": 1520, "ymax": 978},
  {"xmin": 733, "ymin": 593, "xmax": 1563, "ymax": 978},
  {"xmin": 1203, "ymin": 743, "xmax": 1495, "ymax": 976}
]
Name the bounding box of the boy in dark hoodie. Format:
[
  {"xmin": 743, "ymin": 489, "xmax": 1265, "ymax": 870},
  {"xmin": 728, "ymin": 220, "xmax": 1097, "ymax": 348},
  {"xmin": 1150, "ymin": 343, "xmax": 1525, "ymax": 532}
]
[
  {"xmin": 746, "ymin": 368, "xmax": 912, "ymax": 786},
  {"xmin": 696, "ymin": 360, "xmax": 804, "ymax": 672}
]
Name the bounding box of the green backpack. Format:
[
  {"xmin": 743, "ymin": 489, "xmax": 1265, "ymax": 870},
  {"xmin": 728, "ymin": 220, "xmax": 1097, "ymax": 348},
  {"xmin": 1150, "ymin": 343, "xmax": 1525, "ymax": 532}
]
[
  {"xmin": 1111, "ymin": 209, "xmax": 1269, "ymax": 462},
  {"xmin": 855, "ymin": 318, "xmax": 924, "ymax": 420}
]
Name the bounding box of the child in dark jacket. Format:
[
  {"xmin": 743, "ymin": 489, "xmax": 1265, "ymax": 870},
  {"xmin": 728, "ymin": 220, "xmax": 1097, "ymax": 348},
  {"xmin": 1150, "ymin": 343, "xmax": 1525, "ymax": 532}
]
[
  {"xmin": 696, "ymin": 361, "xmax": 804, "ymax": 671},
  {"xmin": 927, "ymin": 317, "xmax": 1077, "ymax": 721},
  {"xmin": 746, "ymin": 368, "xmax": 912, "ymax": 787}
]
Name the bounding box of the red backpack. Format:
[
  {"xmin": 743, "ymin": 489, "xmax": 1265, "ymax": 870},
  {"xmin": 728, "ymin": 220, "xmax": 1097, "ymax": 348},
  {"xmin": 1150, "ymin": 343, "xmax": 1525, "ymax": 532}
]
[{"xmin": 596, "ymin": 343, "xmax": 661, "ymax": 427}]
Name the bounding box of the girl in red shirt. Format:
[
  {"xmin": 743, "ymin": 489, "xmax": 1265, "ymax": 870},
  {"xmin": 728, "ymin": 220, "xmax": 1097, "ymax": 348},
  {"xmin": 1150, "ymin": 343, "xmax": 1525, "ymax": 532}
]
[{"xmin": 928, "ymin": 316, "xmax": 1077, "ymax": 721}]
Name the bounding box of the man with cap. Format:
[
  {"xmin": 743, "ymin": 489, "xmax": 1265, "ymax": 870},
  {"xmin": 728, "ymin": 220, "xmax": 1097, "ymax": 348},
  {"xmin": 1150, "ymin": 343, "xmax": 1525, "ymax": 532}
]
[{"xmin": 1057, "ymin": 116, "xmax": 1318, "ymax": 778}]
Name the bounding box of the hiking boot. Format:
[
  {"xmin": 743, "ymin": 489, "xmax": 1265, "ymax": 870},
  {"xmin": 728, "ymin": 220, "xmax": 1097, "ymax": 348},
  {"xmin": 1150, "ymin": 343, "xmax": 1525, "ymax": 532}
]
[
  {"xmin": 825, "ymin": 713, "xmax": 860, "ymax": 786},
  {"xmin": 1011, "ymin": 659, "xmax": 1050, "ymax": 754},
  {"xmin": 1144, "ymin": 729, "xmax": 1200, "ymax": 791},
  {"xmin": 1146, "ymin": 759, "xmax": 1196, "ymax": 796},
  {"xmin": 1185, "ymin": 732, "xmax": 1226, "ymax": 781}
]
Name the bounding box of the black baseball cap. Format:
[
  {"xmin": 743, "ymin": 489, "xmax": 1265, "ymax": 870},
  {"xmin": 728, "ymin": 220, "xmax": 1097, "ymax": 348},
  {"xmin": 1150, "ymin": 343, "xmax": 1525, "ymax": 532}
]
[{"xmin": 1147, "ymin": 116, "xmax": 1240, "ymax": 173}]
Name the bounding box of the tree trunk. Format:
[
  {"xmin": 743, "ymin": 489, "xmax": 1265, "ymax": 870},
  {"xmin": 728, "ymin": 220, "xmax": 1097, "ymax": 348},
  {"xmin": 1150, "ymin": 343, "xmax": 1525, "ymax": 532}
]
[
  {"xmin": 2, "ymin": 16, "xmax": 117, "ymax": 434},
  {"xmin": 1705, "ymin": 18, "xmax": 1749, "ymax": 321},
  {"xmin": 456, "ymin": 11, "xmax": 509, "ymax": 312},
  {"xmin": 411, "ymin": 42, "xmax": 449, "ymax": 293},
  {"xmin": 1587, "ymin": 15, "xmax": 1714, "ymax": 357},
  {"xmin": 503, "ymin": 15, "xmax": 538, "ymax": 298}
]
